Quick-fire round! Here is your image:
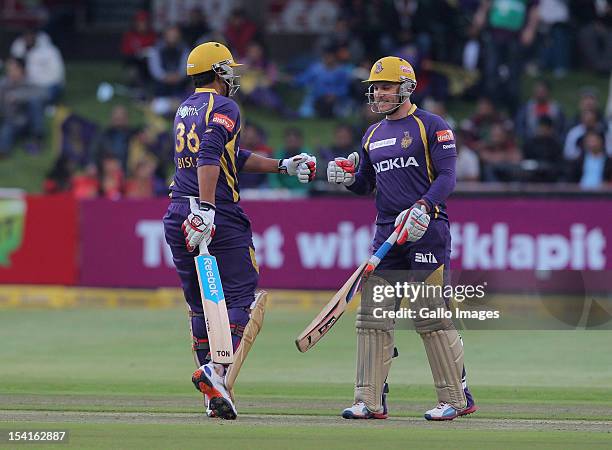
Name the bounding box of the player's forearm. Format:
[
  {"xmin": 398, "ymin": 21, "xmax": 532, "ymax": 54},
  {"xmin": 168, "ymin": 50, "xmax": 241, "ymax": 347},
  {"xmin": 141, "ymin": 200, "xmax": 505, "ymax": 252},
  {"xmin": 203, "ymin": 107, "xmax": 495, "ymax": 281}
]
[
  {"xmin": 346, "ymin": 174, "xmax": 374, "ymax": 196},
  {"xmin": 422, "ymin": 161, "xmax": 456, "ymax": 210},
  {"xmin": 197, "ymin": 165, "xmax": 220, "ymax": 205},
  {"xmin": 241, "ymin": 152, "xmax": 282, "ymax": 174}
]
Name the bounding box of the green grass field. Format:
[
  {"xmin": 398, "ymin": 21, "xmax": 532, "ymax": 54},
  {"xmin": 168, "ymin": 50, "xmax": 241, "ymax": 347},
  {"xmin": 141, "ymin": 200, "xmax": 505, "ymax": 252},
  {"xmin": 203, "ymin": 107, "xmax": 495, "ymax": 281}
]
[{"xmin": 1, "ymin": 306, "xmax": 611, "ymax": 449}]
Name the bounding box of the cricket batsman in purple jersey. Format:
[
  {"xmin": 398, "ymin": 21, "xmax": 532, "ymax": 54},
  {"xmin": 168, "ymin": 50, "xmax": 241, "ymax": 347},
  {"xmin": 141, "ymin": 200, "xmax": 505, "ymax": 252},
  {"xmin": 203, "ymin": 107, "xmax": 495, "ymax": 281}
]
[
  {"xmin": 163, "ymin": 42, "xmax": 316, "ymax": 419},
  {"xmin": 327, "ymin": 56, "xmax": 477, "ymax": 421}
]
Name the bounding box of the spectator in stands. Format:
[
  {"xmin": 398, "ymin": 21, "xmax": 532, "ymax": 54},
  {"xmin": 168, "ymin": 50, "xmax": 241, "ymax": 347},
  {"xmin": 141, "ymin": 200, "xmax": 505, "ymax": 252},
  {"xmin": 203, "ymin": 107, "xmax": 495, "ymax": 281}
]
[
  {"xmin": 239, "ymin": 123, "xmax": 273, "ymax": 188},
  {"xmin": 239, "ymin": 41, "xmax": 287, "ymax": 114},
  {"xmin": 182, "ymin": 8, "xmax": 211, "ymax": 47},
  {"xmin": 44, "ymin": 155, "xmax": 74, "ymax": 194},
  {"xmin": 147, "ymin": 26, "xmax": 189, "ymax": 113},
  {"xmin": 479, "ymin": 122, "xmax": 522, "ymax": 182},
  {"xmin": 0, "ymin": 58, "xmax": 46, "ymax": 156},
  {"xmin": 98, "ymin": 153, "xmax": 124, "ymax": 200},
  {"xmin": 572, "ymin": 87, "xmax": 604, "ymax": 126},
  {"xmin": 10, "ymin": 29, "xmax": 65, "ymax": 104},
  {"xmin": 564, "ymin": 109, "xmax": 612, "ymax": 159},
  {"xmin": 318, "ymin": 123, "xmax": 357, "ymax": 165},
  {"xmin": 572, "ymin": 131, "xmax": 612, "ymax": 189},
  {"xmin": 93, "ymin": 105, "xmax": 137, "ymax": 171},
  {"xmin": 465, "ymin": 96, "xmax": 510, "ymax": 151},
  {"xmin": 125, "ymin": 157, "xmax": 159, "ymax": 198},
  {"xmin": 71, "ymin": 164, "xmax": 99, "ymax": 199},
  {"xmin": 120, "ymin": 10, "xmax": 156, "ymax": 87},
  {"xmin": 58, "ymin": 113, "xmax": 99, "ymax": 170},
  {"xmin": 224, "ymin": 8, "xmax": 259, "ymax": 59},
  {"xmin": 537, "ymin": 0, "xmax": 570, "ymax": 78},
  {"xmin": 515, "ymin": 79, "xmax": 565, "ymax": 143},
  {"xmin": 578, "ymin": 4, "xmax": 612, "ymax": 74},
  {"xmin": 317, "ymin": 16, "xmax": 365, "ymax": 64},
  {"xmin": 473, "ymin": 0, "xmax": 539, "ymax": 114},
  {"xmin": 423, "ymin": 98, "xmax": 456, "ymax": 129},
  {"xmin": 294, "ymin": 45, "xmax": 354, "ymax": 118},
  {"xmin": 455, "ymin": 126, "xmax": 480, "ymax": 182},
  {"xmin": 271, "ymin": 127, "xmax": 312, "ymax": 192},
  {"xmin": 522, "ymin": 116, "xmax": 564, "ymax": 182},
  {"xmin": 343, "ymin": 0, "xmax": 400, "ymax": 59},
  {"xmin": 279, "ymin": 0, "xmax": 338, "ymax": 33},
  {"xmin": 127, "ymin": 124, "xmax": 172, "ymax": 197}
]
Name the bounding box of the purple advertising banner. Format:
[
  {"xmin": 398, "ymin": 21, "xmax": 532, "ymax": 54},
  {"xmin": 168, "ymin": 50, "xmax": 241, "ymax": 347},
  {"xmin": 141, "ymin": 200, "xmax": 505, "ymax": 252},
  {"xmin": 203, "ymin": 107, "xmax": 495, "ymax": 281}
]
[{"xmin": 79, "ymin": 198, "xmax": 612, "ymax": 289}]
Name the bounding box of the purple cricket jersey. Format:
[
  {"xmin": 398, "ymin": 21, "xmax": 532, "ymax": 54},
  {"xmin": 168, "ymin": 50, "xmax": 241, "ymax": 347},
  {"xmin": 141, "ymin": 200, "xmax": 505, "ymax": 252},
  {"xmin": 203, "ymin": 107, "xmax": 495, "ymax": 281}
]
[
  {"xmin": 349, "ymin": 104, "xmax": 457, "ymax": 224},
  {"xmin": 169, "ymin": 88, "xmax": 253, "ymax": 235}
]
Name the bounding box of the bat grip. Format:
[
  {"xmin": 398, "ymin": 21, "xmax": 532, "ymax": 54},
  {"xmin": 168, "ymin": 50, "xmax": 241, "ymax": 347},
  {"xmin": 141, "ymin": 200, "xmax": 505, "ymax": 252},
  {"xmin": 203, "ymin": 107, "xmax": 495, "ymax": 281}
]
[
  {"xmin": 199, "ymin": 240, "xmax": 210, "ymax": 256},
  {"xmin": 363, "ymin": 223, "xmax": 402, "ymax": 273}
]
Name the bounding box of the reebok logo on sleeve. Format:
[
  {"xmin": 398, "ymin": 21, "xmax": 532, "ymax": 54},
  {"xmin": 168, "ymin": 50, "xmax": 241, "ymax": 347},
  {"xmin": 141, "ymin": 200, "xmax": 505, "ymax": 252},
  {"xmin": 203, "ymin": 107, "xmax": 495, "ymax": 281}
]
[
  {"xmin": 212, "ymin": 113, "xmax": 235, "ymax": 132},
  {"xmin": 436, "ymin": 129, "xmax": 454, "ymax": 143}
]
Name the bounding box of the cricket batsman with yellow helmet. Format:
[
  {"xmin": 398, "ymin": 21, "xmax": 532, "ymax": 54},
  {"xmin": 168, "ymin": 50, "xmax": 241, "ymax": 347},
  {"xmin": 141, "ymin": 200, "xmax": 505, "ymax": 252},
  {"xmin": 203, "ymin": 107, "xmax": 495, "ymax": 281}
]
[
  {"xmin": 327, "ymin": 56, "xmax": 477, "ymax": 421},
  {"xmin": 163, "ymin": 42, "xmax": 316, "ymax": 419}
]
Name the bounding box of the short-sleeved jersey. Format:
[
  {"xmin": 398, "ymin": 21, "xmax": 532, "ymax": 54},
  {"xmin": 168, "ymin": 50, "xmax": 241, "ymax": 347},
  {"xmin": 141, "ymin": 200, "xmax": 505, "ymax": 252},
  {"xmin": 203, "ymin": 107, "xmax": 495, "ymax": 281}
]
[
  {"xmin": 350, "ymin": 104, "xmax": 457, "ymax": 223},
  {"xmin": 170, "ymin": 87, "xmax": 252, "ymax": 230}
]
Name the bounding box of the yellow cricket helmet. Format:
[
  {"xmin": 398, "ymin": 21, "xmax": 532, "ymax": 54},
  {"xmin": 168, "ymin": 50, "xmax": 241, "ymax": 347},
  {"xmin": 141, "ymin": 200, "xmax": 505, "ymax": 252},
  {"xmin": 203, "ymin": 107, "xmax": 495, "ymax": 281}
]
[
  {"xmin": 186, "ymin": 42, "xmax": 242, "ymax": 96},
  {"xmin": 186, "ymin": 41, "xmax": 241, "ymax": 75},
  {"xmin": 363, "ymin": 56, "xmax": 417, "ymax": 114}
]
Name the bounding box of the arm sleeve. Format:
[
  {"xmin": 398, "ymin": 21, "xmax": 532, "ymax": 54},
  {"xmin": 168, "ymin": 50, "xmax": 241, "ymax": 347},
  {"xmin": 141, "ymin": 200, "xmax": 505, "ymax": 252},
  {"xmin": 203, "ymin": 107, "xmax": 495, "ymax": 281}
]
[
  {"xmin": 197, "ymin": 101, "xmax": 240, "ymax": 167},
  {"xmin": 347, "ymin": 145, "xmax": 376, "ymax": 195},
  {"xmin": 236, "ymin": 148, "xmax": 253, "ymax": 172},
  {"xmin": 422, "ymin": 118, "xmax": 457, "ymax": 209}
]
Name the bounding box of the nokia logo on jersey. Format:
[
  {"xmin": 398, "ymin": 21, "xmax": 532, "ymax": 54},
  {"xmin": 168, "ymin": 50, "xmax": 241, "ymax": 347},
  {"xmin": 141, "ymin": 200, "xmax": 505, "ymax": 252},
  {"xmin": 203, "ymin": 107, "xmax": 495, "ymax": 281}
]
[{"xmin": 373, "ymin": 156, "xmax": 419, "ymax": 173}]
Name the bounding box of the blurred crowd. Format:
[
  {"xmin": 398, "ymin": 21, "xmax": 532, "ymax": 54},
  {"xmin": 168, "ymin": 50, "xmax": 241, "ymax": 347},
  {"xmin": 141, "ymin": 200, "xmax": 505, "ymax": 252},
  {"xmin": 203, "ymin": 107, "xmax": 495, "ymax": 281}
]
[{"xmin": 1, "ymin": 0, "xmax": 612, "ymax": 198}]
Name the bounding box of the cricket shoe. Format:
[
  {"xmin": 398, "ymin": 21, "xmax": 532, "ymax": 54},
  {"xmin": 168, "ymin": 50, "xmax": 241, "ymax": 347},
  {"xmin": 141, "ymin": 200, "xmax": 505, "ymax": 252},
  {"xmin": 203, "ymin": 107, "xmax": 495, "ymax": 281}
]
[
  {"xmin": 423, "ymin": 401, "xmax": 478, "ymax": 421},
  {"xmin": 192, "ymin": 363, "xmax": 237, "ymax": 420},
  {"xmin": 342, "ymin": 383, "xmax": 389, "ymax": 419},
  {"xmin": 342, "ymin": 402, "xmax": 388, "ymax": 419},
  {"xmin": 203, "ymin": 395, "xmax": 216, "ymax": 418}
]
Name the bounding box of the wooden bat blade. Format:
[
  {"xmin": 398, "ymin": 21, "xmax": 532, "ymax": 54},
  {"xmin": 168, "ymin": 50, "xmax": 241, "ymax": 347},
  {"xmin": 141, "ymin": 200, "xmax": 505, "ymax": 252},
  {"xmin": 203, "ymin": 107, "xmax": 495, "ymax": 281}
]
[
  {"xmin": 195, "ymin": 253, "xmax": 234, "ymax": 364},
  {"xmin": 295, "ymin": 262, "xmax": 366, "ymax": 352}
]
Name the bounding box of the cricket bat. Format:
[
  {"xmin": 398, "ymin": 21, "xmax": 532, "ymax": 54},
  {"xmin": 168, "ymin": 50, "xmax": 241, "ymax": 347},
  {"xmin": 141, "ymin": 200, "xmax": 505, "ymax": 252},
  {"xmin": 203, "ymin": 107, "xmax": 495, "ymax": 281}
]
[
  {"xmin": 295, "ymin": 223, "xmax": 402, "ymax": 352},
  {"xmin": 195, "ymin": 241, "xmax": 234, "ymax": 364}
]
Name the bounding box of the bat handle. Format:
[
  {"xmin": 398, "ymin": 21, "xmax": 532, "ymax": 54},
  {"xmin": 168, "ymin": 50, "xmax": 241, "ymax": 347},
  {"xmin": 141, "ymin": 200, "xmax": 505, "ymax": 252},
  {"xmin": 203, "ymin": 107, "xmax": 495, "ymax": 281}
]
[
  {"xmin": 199, "ymin": 240, "xmax": 210, "ymax": 256},
  {"xmin": 363, "ymin": 223, "xmax": 402, "ymax": 275}
]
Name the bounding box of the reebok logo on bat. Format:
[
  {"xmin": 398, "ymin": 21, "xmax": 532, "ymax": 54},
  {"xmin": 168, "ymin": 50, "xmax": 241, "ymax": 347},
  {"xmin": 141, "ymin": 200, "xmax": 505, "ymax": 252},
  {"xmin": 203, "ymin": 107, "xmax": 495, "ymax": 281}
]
[{"xmin": 204, "ymin": 260, "xmax": 219, "ymax": 296}]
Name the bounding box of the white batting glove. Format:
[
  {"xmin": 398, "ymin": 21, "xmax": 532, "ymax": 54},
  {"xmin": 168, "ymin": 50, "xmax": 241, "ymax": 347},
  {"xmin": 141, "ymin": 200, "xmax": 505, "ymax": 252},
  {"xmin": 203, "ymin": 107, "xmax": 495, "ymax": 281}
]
[
  {"xmin": 327, "ymin": 152, "xmax": 359, "ymax": 186},
  {"xmin": 279, "ymin": 153, "xmax": 317, "ymax": 183},
  {"xmin": 182, "ymin": 197, "xmax": 216, "ymax": 252},
  {"xmin": 395, "ymin": 201, "xmax": 431, "ymax": 245}
]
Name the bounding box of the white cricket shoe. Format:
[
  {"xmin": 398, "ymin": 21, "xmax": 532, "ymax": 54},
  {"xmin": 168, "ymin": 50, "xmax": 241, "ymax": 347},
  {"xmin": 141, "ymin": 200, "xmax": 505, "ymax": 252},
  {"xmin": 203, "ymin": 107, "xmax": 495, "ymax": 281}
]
[
  {"xmin": 424, "ymin": 401, "xmax": 478, "ymax": 421},
  {"xmin": 341, "ymin": 401, "xmax": 388, "ymax": 419},
  {"xmin": 192, "ymin": 362, "xmax": 237, "ymax": 420}
]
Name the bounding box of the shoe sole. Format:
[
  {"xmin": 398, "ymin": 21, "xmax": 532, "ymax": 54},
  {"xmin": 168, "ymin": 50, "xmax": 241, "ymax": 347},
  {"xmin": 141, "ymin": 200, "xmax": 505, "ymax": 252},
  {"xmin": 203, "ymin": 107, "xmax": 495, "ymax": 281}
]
[
  {"xmin": 424, "ymin": 404, "xmax": 479, "ymax": 421},
  {"xmin": 342, "ymin": 411, "xmax": 388, "ymax": 420},
  {"xmin": 192, "ymin": 369, "xmax": 237, "ymax": 420}
]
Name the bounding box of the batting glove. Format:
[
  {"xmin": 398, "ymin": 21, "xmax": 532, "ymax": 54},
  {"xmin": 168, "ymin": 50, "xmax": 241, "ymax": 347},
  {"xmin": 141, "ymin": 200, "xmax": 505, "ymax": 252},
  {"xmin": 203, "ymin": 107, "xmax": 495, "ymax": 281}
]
[
  {"xmin": 395, "ymin": 201, "xmax": 431, "ymax": 245},
  {"xmin": 327, "ymin": 152, "xmax": 359, "ymax": 186},
  {"xmin": 182, "ymin": 197, "xmax": 216, "ymax": 252},
  {"xmin": 279, "ymin": 153, "xmax": 317, "ymax": 183}
]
